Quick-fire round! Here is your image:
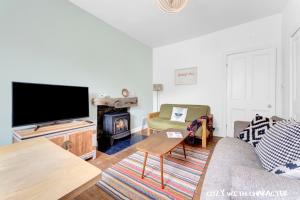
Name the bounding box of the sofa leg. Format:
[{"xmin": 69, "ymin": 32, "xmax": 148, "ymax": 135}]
[
  {"xmin": 202, "ymin": 138, "xmax": 207, "ymax": 149},
  {"xmin": 147, "ymin": 128, "xmax": 152, "ymax": 136}
]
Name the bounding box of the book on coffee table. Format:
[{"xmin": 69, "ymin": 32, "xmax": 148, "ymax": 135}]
[{"xmin": 166, "ymin": 132, "xmax": 183, "ymax": 138}]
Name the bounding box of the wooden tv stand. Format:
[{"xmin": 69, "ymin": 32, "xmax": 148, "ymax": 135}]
[{"xmin": 13, "ymin": 121, "xmax": 97, "ymax": 160}]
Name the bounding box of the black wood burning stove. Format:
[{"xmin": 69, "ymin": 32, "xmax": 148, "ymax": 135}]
[{"xmin": 103, "ymin": 112, "xmax": 130, "ymax": 145}]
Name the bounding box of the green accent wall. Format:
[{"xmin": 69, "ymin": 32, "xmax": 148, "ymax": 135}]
[{"xmin": 0, "ymin": 0, "xmax": 152, "ymax": 145}]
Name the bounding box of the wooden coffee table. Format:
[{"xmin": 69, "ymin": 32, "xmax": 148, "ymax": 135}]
[{"xmin": 136, "ymin": 129, "xmax": 189, "ymax": 189}]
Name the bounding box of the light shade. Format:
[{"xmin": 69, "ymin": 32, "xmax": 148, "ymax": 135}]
[
  {"xmin": 156, "ymin": 0, "xmax": 188, "ymax": 13},
  {"xmin": 153, "ymin": 84, "xmax": 163, "ymax": 91}
]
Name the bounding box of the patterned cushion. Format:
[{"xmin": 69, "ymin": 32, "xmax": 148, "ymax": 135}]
[
  {"xmin": 255, "ymin": 120, "xmax": 300, "ymax": 171},
  {"xmin": 239, "ymin": 114, "xmax": 275, "ymax": 147},
  {"xmin": 170, "ymin": 107, "xmax": 188, "ymax": 122},
  {"xmin": 270, "ymin": 159, "xmax": 300, "ymax": 180}
]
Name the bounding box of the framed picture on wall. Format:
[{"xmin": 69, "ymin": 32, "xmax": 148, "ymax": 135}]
[{"xmin": 175, "ymin": 67, "xmax": 198, "ymax": 85}]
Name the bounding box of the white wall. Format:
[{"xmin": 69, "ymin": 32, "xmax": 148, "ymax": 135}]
[
  {"xmin": 0, "ymin": 0, "xmax": 152, "ymax": 146},
  {"xmin": 281, "ymin": 0, "xmax": 300, "ymax": 118},
  {"xmin": 153, "ymin": 15, "xmax": 282, "ymax": 137}
]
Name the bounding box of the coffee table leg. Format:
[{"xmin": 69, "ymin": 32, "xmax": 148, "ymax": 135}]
[
  {"xmin": 141, "ymin": 152, "xmax": 148, "ymax": 179},
  {"xmin": 160, "ymin": 156, "xmax": 164, "ymax": 189},
  {"xmin": 182, "ymin": 142, "xmax": 186, "ymax": 159}
]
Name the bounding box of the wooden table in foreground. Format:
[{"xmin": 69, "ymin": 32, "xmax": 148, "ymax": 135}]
[
  {"xmin": 0, "ymin": 138, "xmax": 101, "ymax": 200},
  {"xmin": 135, "ymin": 130, "xmax": 189, "ymax": 189}
]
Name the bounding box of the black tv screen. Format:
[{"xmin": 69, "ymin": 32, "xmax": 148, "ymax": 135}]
[{"xmin": 12, "ymin": 82, "xmax": 89, "ymax": 127}]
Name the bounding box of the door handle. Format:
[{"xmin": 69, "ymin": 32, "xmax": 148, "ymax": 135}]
[{"xmin": 267, "ymin": 104, "xmax": 272, "ymax": 108}]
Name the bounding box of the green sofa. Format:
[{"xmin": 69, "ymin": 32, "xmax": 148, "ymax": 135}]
[{"xmin": 147, "ymin": 104, "xmax": 213, "ymax": 148}]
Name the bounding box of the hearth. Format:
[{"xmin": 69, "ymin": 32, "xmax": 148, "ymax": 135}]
[{"xmin": 103, "ymin": 112, "xmax": 130, "ymax": 146}]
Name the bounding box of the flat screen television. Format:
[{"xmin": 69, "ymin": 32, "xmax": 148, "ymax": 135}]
[{"xmin": 12, "ymin": 82, "xmax": 89, "ymax": 127}]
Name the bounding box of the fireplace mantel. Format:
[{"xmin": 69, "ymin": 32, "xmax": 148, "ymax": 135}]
[{"xmin": 92, "ymin": 97, "xmax": 138, "ymax": 108}]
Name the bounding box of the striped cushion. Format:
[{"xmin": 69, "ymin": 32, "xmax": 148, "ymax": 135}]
[
  {"xmin": 255, "ymin": 120, "xmax": 300, "ymax": 171},
  {"xmin": 270, "ymin": 159, "xmax": 300, "ymax": 180}
]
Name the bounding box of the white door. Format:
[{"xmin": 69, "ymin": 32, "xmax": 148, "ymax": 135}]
[
  {"xmin": 291, "ymin": 29, "xmax": 300, "ymax": 121},
  {"xmin": 226, "ymin": 48, "xmax": 276, "ymax": 137}
]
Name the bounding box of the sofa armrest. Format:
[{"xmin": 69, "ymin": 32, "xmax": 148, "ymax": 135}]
[
  {"xmin": 147, "ymin": 112, "xmax": 160, "ymax": 120},
  {"xmin": 201, "ymin": 118, "xmax": 207, "ymax": 148},
  {"xmin": 271, "ymin": 116, "xmax": 285, "ymax": 122},
  {"xmin": 234, "ymin": 121, "xmax": 249, "ymax": 138}
]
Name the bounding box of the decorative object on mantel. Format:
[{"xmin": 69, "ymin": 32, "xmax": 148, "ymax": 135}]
[
  {"xmin": 153, "ymin": 84, "xmax": 163, "ymax": 111},
  {"xmin": 98, "ymin": 93, "xmax": 110, "ymax": 98},
  {"xmin": 121, "ymin": 88, "xmax": 129, "ymax": 97},
  {"xmin": 175, "ymin": 67, "xmax": 198, "ymax": 85},
  {"xmin": 156, "ymin": 0, "xmax": 188, "ymax": 13},
  {"xmin": 92, "ymin": 97, "xmax": 138, "ymax": 108}
]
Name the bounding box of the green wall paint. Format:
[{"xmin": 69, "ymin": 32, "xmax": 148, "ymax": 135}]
[{"xmin": 0, "ymin": 0, "xmax": 152, "ymax": 145}]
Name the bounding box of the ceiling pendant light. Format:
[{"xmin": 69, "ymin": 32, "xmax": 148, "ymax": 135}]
[{"xmin": 156, "ymin": 0, "xmax": 188, "ymax": 13}]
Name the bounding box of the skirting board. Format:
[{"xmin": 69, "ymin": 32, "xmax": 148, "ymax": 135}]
[
  {"xmin": 131, "ymin": 126, "xmax": 147, "ymax": 133},
  {"xmin": 131, "ymin": 116, "xmax": 148, "ymax": 133}
]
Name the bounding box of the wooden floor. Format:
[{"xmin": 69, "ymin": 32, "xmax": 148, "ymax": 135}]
[{"xmin": 75, "ymin": 131, "xmax": 221, "ymax": 200}]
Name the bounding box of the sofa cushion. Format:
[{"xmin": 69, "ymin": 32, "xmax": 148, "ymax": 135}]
[
  {"xmin": 231, "ymin": 166, "xmax": 300, "ymax": 200},
  {"xmin": 200, "ymin": 138, "xmax": 263, "ymax": 200},
  {"xmin": 148, "ymin": 118, "xmax": 188, "ymax": 131},
  {"xmin": 159, "ymin": 104, "xmax": 174, "ymax": 119},
  {"xmin": 159, "ymin": 104, "xmax": 210, "ymax": 121},
  {"xmin": 186, "ymin": 105, "xmax": 210, "ymax": 122}
]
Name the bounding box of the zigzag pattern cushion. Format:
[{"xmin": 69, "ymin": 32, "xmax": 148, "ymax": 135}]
[
  {"xmin": 255, "ymin": 120, "xmax": 300, "ymax": 171},
  {"xmin": 239, "ymin": 114, "xmax": 275, "ymax": 147},
  {"xmin": 270, "ymin": 159, "xmax": 300, "ymax": 180}
]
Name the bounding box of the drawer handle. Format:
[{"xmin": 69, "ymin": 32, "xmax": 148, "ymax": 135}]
[{"xmin": 63, "ymin": 141, "xmax": 72, "ymax": 150}]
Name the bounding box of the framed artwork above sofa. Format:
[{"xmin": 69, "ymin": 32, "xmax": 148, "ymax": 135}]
[{"xmin": 175, "ymin": 67, "xmax": 198, "ymax": 85}]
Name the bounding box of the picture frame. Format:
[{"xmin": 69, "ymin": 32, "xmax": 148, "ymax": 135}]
[{"xmin": 175, "ymin": 67, "xmax": 198, "ymax": 85}]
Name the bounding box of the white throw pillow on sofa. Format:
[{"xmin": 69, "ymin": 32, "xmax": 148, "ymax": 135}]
[
  {"xmin": 270, "ymin": 159, "xmax": 300, "ymax": 180},
  {"xmin": 170, "ymin": 107, "xmax": 188, "ymax": 122}
]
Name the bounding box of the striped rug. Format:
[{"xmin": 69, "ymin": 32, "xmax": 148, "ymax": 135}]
[{"xmin": 97, "ymin": 147, "xmax": 210, "ymax": 200}]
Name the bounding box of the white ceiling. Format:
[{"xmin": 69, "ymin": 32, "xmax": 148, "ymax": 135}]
[{"xmin": 69, "ymin": 0, "xmax": 288, "ymax": 47}]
